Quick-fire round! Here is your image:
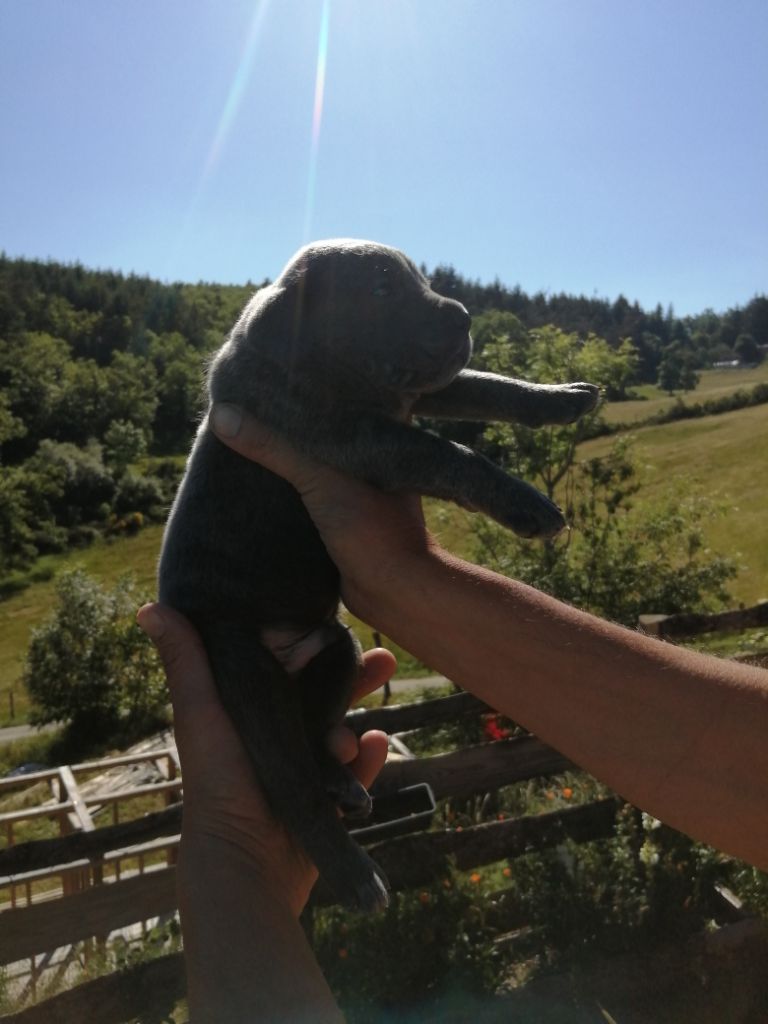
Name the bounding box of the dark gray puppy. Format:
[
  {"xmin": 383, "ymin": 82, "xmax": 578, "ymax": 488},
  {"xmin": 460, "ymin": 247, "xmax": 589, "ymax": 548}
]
[{"xmin": 158, "ymin": 239, "xmax": 599, "ymax": 911}]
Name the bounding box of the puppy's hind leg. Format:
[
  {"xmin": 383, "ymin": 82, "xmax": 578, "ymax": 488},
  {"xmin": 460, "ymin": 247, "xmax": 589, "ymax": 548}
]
[
  {"xmin": 294, "ymin": 623, "xmax": 372, "ymax": 819},
  {"xmin": 196, "ymin": 620, "xmax": 389, "ymax": 911}
]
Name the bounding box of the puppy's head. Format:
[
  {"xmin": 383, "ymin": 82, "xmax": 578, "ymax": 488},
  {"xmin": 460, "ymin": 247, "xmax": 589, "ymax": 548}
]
[{"xmin": 245, "ymin": 240, "xmax": 472, "ymax": 398}]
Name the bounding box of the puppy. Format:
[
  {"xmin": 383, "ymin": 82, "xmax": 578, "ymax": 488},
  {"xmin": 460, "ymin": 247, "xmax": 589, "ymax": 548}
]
[{"xmin": 158, "ymin": 239, "xmax": 599, "ymax": 910}]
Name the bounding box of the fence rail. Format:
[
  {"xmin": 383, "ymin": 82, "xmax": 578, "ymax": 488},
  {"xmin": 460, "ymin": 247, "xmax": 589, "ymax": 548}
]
[{"xmin": 638, "ymin": 599, "xmax": 768, "ymax": 640}]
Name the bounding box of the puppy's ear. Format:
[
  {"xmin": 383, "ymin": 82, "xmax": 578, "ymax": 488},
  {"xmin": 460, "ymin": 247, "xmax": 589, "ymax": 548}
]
[{"xmin": 237, "ymin": 277, "xmax": 311, "ymax": 369}]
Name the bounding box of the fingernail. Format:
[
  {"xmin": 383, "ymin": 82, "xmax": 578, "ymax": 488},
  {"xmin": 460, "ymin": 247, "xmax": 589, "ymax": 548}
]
[
  {"xmin": 211, "ymin": 403, "xmax": 243, "ymax": 439},
  {"xmin": 137, "ymin": 604, "xmax": 166, "ymax": 640}
]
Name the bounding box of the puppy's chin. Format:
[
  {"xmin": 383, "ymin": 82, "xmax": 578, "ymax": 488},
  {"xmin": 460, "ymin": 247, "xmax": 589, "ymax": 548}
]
[{"xmin": 416, "ymin": 336, "xmax": 472, "ymax": 394}]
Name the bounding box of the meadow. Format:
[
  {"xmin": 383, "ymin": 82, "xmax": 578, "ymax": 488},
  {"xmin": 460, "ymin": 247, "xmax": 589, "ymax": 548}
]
[{"xmin": 603, "ymin": 363, "xmax": 768, "ymax": 424}]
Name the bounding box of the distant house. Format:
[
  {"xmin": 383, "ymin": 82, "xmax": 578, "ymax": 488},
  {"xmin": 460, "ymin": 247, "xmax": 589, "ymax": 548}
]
[{"xmin": 713, "ymin": 359, "xmax": 742, "ymax": 369}]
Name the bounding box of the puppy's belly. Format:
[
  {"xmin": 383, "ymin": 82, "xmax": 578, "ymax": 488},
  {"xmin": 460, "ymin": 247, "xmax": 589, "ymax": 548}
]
[{"xmin": 261, "ymin": 623, "xmax": 340, "ymax": 676}]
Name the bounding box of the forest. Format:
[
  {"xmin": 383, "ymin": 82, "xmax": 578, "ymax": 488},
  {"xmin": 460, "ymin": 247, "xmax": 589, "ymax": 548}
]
[{"xmin": 1, "ymin": 251, "xmax": 766, "ymax": 580}]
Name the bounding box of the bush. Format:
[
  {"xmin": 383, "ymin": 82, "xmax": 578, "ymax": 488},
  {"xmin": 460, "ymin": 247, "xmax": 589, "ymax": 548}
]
[
  {"xmin": 23, "ymin": 570, "xmax": 167, "ymax": 735},
  {"xmin": 114, "ymin": 471, "xmax": 165, "ymax": 517},
  {"xmin": 312, "ymin": 873, "xmax": 499, "ymax": 1020}
]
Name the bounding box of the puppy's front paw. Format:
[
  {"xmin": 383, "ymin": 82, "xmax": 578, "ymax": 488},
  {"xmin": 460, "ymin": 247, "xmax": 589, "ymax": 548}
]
[
  {"xmin": 555, "ymin": 381, "xmax": 601, "ymax": 424},
  {"xmin": 504, "ymin": 495, "xmax": 566, "ymax": 539},
  {"xmin": 522, "ymin": 381, "xmax": 601, "ymax": 427}
]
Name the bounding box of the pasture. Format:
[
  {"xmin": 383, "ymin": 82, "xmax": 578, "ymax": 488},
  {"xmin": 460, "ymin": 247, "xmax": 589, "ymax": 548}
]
[
  {"xmin": 582, "ymin": 401, "xmax": 768, "ymax": 605},
  {"xmin": 603, "ymin": 362, "xmax": 768, "ymax": 425}
]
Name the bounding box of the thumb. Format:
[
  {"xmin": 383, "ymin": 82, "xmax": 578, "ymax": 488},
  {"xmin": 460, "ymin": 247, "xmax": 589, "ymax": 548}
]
[
  {"xmin": 136, "ymin": 603, "xmax": 216, "ymax": 715},
  {"xmin": 209, "ymin": 403, "xmax": 334, "ymax": 495}
]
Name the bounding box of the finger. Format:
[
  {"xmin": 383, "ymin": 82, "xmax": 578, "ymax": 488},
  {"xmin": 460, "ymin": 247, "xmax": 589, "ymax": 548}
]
[
  {"xmin": 325, "ymin": 724, "xmax": 359, "ymax": 766},
  {"xmin": 355, "ymin": 647, "xmax": 398, "ymax": 703},
  {"xmin": 325, "ymin": 725, "xmax": 389, "ymax": 790},
  {"xmin": 352, "ymin": 730, "xmax": 389, "ymax": 790},
  {"xmin": 137, "ymin": 603, "xmax": 223, "ymax": 728}
]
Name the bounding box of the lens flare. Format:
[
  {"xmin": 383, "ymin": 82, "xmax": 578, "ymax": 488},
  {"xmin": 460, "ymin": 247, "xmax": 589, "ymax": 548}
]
[
  {"xmin": 303, "ymin": 0, "xmax": 331, "ymax": 242},
  {"xmin": 202, "ymin": 1, "xmax": 272, "ymax": 183}
]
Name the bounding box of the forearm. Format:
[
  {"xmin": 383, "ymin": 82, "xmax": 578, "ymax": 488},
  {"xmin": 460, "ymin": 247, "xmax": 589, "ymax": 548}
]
[
  {"xmin": 178, "ymin": 836, "xmax": 343, "ymax": 1024},
  {"xmin": 352, "ymin": 549, "xmax": 768, "ymax": 868}
]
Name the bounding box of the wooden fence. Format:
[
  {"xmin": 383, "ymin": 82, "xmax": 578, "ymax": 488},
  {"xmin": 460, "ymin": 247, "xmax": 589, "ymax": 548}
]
[
  {"xmin": 2, "ymin": 611, "xmax": 766, "ymax": 1023},
  {"xmin": 0, "ymin": 691, "xmax": 624, "ymax": 1022}
]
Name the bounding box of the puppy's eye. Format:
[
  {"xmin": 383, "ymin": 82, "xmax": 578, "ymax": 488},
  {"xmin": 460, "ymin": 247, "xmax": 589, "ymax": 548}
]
[{"xmin": 372, "ymin": 283, "xmax": 391, "ymax": 298}]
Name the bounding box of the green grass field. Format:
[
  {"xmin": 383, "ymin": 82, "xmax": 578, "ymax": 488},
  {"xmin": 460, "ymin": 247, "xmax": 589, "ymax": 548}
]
[
  {"xmin": 0, "ymin": 527, "xmax": 165, "ymax": 722},
  {"xmin": 603, "ymin": 363, "xmax": 768, "ymax": 425},
  {"xmin": 581, "ymin": 401, "xmax": 768, "ymax": 605}
]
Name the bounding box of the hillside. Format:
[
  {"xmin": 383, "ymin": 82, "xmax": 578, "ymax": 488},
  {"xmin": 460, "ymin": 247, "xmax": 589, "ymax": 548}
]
[{"xmin": 581, "ymin": 400, "xmax": 768, "ymax": 605}]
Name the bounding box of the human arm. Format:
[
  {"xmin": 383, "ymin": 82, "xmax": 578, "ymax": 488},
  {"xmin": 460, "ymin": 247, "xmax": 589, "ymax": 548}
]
[
  {"xmin": 137, "ymin": 603, "xmax": 393, "ymax": 1024},
  {"xmin": 210, "ymin": 403, "xmax": 768, "ymax": 870}
]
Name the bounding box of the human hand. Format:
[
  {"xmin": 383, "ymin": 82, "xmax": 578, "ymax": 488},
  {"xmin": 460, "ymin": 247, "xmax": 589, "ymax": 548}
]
[
  {"xmin": 209, "ymin": 404, "xmax": 438, "ymax": 623},
  {"xmin": 137, "ymin": 602, "xmax": 394, "ymax": 916}
]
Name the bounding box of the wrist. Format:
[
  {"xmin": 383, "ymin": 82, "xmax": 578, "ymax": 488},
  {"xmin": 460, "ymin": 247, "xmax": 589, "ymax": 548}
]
[
  {"xmin": 179, "ymin": 827, "xmax": 316, "ymax": 919},
  {"xmin": 344, "ymin": 541, "xmax": 453, "ymax": 635}
]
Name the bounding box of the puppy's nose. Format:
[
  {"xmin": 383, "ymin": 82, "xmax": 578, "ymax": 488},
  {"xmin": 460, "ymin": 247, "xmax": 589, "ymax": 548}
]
[{"xmin": 444, "ymin": 300, "xmax": 471, "ymax": 333}]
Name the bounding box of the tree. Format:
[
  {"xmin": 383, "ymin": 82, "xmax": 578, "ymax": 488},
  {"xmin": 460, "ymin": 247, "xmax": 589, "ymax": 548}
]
[
  {"xmin": 24, "ymin": 570, "xmax": 167, "ymax": 733},
  {"xmin": 734, "ymin": 333, "xmax": 760, "ymax": 366},
  {"xmin": 656, "ymin": 345, "xmax": 700, "ymax": 394},
  {"xmin": 103, "ymin": 419, "xmax": 148, "ymax": 476},
  {"xmin": 471, "ymin": 326, "xmax": 735, "ymax": 626},
  {"xmin": 0, "ymin": 332, "xmax": 71, "ymax": 457},
  {"xmin": 0, "ymin": 466, "xmax": 37, "ymax": 573}
]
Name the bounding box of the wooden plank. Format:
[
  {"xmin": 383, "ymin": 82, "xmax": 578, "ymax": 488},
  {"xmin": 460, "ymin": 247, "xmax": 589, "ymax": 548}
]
[
  {"xmin": 639, "ymin": 600, "xmax": 768, "ymax": 639},
  {"xmin": 83, "ymin": 779, "xmax": 183, "ymax": 806},
  {"xmin": 0, "ymin": 869, "xmax": 178, "ymax": 962},
  {"xmin": 373, "ymin": 733, "xmax": 574, "ymax": 800},
  {"xmin": 345, "ymin": 691, "xmax": 490, "ymax": 735},
  {"xmin": 313, "ymin": 798, "xmax": 622, "ymax": 901},
  {"xmin": 69, "ymin": 748, "xmax": 177, "ymax": 773},
  {"xmin": 0, "ymin": 805, "xmax": 182, "ymax": 877},
  {"xmin": 58, "ymin": 767, "xmax": 95, "ymax": 833},
  {"xmin": 0, "ymin": 769, "xmax": 61, "ymax": 794},
  {"xmin": 0, "ymin": 802, "xmax": 74, "ymax": 827},
  {"xmin": 0, "ymin": 951, "xmax": 185, "ymax": 1024}
]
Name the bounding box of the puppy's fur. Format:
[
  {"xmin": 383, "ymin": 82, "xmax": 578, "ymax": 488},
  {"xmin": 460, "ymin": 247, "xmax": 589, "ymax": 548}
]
[{"xmin": 159, "ymin": 239, "xmax": 598, "ymax": 910}]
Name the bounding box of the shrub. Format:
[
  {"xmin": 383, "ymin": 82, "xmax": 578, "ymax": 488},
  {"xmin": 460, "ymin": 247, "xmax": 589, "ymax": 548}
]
[
  {"xmin": 23, "ymin": 570, "xmax": 167, "ymax": 735},
  {"xmin": 312, "ymin": 873, "xmax": 499, "ymax": 1020},
  {"xmin": 114, "ymin": 471, "xmax": 165, "ymax": 517}
]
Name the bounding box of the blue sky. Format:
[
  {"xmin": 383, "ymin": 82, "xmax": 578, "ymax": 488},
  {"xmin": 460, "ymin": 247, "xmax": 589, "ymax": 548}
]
[{"xmin": 1, "ymin": 0, "xmax": 766, "ymax": 316}]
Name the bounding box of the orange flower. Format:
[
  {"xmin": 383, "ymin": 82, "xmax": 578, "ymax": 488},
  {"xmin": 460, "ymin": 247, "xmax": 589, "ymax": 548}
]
[
  {"xmin": 562, "ymin": 787, "xmax": 573, "ymax": 799},
  {"xmin": 419, "ymin": 891, "xmax": 430, "ymax": 904},
  {"xmin": 545, "ymin": 790, "xmax": 555, "ymax": 800},
  {"xmin": 470, "ymin": 872, "xmax": 481, "ymax": 884},
  {"xmin": 497, "ymin": 812, "xmax": 506, "ymax": 821},
  {"xmin": 502, "ymin": 866, "xmax": 512, "ymax": 878}
]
